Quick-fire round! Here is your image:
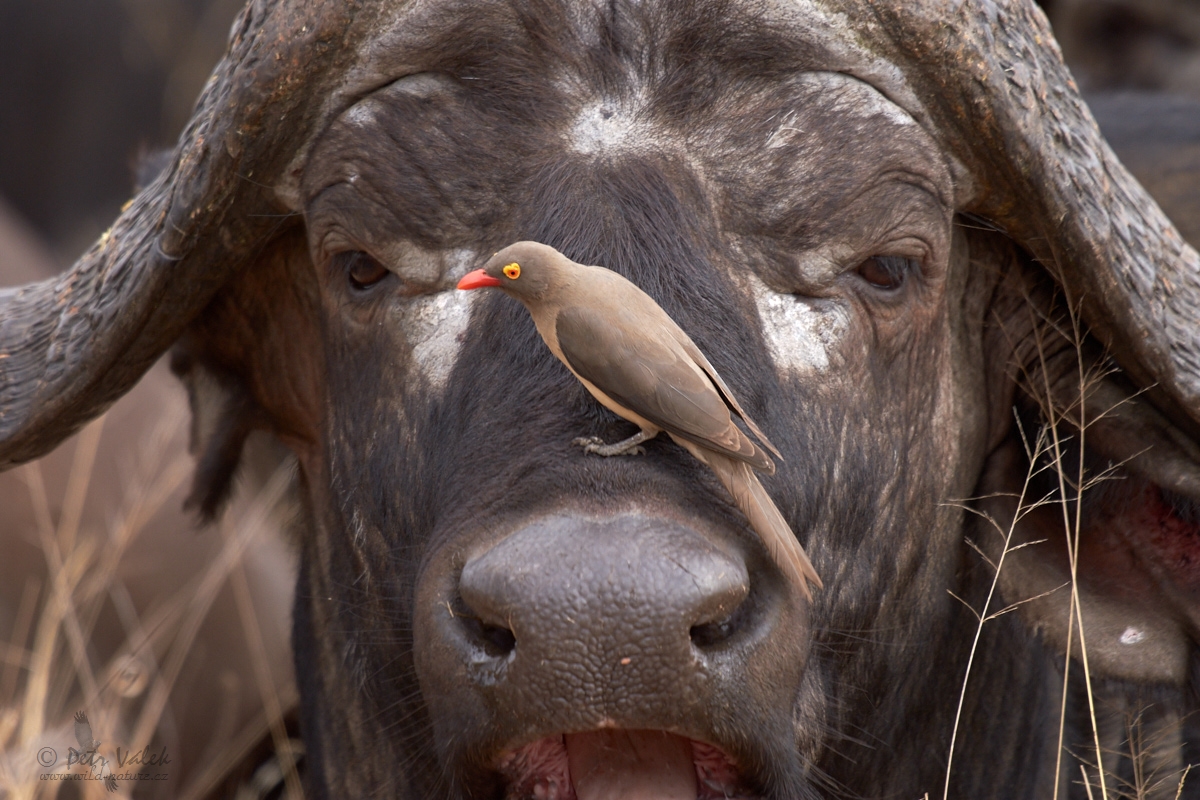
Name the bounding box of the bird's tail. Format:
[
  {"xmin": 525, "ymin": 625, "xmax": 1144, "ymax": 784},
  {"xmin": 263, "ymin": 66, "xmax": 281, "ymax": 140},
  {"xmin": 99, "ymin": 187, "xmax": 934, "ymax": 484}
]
[{"xmin": 696, "ymin": 446, "xmax": 822, "ymax": 599}]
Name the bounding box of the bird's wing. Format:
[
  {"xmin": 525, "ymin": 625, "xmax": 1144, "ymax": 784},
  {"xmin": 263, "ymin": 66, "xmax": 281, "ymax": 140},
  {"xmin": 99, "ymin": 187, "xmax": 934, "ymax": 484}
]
[
  {"xmin": 678, "ymin": 337, "xmax": 783, "ymax": 462},
  {"xmin": 555, "ymin": 304, "xmax": 772, "ymax": 470},
  {"xmin": 74, "ymin": 711, "xmax": 92, "ymax": 750}
]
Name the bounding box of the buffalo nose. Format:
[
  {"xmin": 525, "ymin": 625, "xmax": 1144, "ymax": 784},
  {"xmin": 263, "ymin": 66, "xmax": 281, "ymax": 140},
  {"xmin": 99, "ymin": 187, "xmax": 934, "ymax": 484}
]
[
  {"xmin": 459, "ymin": 514, "xmax": 750, "ymax": 658},
  {"xmin": 416, "ymin": 511, "xmax": 808, "ymax": 762},
  {"xmin": 452, "ymin": 514, "xmax": 753, "ymax": 730}
]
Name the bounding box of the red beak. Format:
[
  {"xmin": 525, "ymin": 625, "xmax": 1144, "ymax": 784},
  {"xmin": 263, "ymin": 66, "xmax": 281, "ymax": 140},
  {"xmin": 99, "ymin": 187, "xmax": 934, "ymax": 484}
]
[{"xmin": 457, "ymin": 269, "xmax": 504, "ymax": 290}]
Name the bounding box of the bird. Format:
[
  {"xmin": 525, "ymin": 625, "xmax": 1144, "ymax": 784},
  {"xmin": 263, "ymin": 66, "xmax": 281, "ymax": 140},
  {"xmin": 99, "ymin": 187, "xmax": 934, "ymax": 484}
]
[
  {"xmin": 71, "ymin": 711, "xmax": 119, "ymax": 791},
  {"xmin": 73, "ymin": 710, "xmax": 100, "ymax": 755},
  {"xmin": 457, "ymin": 241, "xmax": 822, "ymax": 598}
]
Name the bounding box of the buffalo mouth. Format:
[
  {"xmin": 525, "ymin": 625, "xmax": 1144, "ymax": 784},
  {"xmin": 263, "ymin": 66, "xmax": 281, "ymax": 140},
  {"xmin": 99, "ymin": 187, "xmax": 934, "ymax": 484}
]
[{"xmin": 497, "ymin": 729, "xmax": 756, "ymax": 800}]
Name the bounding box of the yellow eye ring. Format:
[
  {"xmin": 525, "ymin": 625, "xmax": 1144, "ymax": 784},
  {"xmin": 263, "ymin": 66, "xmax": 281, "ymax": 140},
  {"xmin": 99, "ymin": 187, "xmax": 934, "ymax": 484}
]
[{"xmin": 503, "ymin": 262, "xmax": 521, "ymax": 280}]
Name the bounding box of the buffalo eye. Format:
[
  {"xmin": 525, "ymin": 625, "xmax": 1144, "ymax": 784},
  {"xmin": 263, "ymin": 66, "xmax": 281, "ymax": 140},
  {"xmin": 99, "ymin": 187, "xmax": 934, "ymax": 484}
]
[
  {"xmin": 857, "ymin": 255, "xmax": 914, "ymax": 291},
  {"xmin": 337, "ymin": 251, "xmax": 392, "ymax": 292}
]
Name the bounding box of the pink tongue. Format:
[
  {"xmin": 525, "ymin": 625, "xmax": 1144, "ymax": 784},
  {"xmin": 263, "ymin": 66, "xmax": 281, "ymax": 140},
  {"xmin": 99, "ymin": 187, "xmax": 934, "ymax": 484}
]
[{"xmin": 565, "ymin": 730, "xmax": 698, "ymax": 800}]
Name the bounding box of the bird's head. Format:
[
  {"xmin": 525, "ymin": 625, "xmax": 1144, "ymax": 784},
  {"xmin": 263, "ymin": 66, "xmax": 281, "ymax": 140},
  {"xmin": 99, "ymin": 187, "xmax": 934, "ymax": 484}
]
[{"xmin": 457, "ymin": 241, "xmax": 570, "ymax": 302}]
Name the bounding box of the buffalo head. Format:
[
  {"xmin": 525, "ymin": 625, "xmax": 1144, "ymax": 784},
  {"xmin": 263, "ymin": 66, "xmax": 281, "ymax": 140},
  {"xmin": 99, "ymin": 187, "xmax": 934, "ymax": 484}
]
[{"xmin": 2, "ymin": 1, "xmax": 1199, "ymax": 797}]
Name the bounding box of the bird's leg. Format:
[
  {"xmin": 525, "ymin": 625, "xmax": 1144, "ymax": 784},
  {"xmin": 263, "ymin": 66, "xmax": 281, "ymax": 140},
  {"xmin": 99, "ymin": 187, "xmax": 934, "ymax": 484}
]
[{"xmin": 573, "ymin": 428, "xmax": 657, "ymax": 457}]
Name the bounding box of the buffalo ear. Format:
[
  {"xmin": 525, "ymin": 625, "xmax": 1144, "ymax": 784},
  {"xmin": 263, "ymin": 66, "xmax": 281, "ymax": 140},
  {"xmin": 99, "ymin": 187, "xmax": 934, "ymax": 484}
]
[
  {"xmin": 977, "ymin": 255, "xmax": 1200, "ymax": 687},
  {"xmin": 171, "ymin": 226, "xmax": 323, "ymax": 523},
  {"xmin": 170, "ymin": 348, "xmax": 262, "ymax": 522}
]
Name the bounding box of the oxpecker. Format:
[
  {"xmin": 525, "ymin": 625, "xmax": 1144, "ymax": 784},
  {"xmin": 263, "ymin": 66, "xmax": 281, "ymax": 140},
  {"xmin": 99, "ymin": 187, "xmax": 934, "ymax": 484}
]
[{"xmin": 457, "ymin": 241, "xmax": 822, "ymax": 597}]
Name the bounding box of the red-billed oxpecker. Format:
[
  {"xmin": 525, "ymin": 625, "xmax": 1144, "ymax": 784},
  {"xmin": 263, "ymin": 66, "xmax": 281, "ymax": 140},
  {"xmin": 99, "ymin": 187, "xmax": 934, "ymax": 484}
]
[{"xmin": 457, "ymin": 241, "xmax": 822, "ymax": 598}]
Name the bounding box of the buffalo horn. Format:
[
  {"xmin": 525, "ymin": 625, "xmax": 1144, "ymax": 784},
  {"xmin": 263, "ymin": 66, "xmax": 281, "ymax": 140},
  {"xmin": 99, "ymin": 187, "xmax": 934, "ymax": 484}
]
[{"xmin": 0, "ymin": 0, "xmax": 376, "ymax": 469}]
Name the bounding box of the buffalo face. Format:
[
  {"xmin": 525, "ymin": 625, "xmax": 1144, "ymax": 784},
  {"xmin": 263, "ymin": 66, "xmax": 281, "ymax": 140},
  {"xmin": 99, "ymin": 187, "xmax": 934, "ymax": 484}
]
[
  {"xmin": 3, "ymin": 0, "xmax": 1199, "ymax": 798},
  {"xmin": 269, "ymin": 4, "xmax": 985, "ymax": 795}
]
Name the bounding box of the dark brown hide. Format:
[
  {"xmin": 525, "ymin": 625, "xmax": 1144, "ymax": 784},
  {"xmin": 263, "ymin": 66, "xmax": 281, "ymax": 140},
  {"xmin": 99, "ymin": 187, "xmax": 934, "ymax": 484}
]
[{"xmin": 1, "ymin": 2, "xmax": 1199, "ymax": 800}]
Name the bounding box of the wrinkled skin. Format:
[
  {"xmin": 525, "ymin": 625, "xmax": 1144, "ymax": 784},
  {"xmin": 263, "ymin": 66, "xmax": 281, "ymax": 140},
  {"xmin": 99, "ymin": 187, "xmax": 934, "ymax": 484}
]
[{"xmin": 134, "ymin": 0, "xmax": 1200, "ymax": 797}]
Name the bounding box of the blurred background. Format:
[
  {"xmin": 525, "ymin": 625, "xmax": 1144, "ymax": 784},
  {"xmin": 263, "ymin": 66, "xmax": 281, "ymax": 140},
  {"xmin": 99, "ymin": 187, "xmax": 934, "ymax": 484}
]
[
  {"xmin": 0, "ymin": 0, "xmax": 1198, "ymax": 797},
  {"xmin": 0, "ymin": 0, "xmax": 243, "ymax": 265}
]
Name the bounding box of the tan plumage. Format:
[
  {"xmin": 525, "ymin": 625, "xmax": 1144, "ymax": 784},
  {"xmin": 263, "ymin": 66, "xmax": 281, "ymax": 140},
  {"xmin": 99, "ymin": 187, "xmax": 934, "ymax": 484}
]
[
  {"xmin": 458, "ymin": 241, "xmax": 822, "ymax": 598},
  {"xmin": 674, "ymin": 439, "xmax": 819, "ymax": 597}
]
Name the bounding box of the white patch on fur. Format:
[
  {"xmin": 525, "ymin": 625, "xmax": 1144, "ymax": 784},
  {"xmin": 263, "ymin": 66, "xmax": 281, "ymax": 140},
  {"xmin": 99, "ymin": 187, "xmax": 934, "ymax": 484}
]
[
  {"xmin": 749, "ymin": 275, "xmax": 848, "ymax": 375},
  {"xmin": 343, "ymin": 102, "xmax": 378, "ymax": 129},
  {"xmin": 568, "ymin": 93, "xmax": 657, "ymax": 155},
  {"xmin": 766, "ymin": 110, "xmax": 804, "ymax": 149},
  {"xmin": 405, "ymin": 290, "xmax": 473, "ymax": 391},
  {"xmin": 850, "ymin": 83, "xmax": 918, "ymax": 128},
  {"xmin": 393, "ymin": 72, "xmax": 454, "ymax": 98},
  {"xmin": 1119, "ymin": 626, "xmax": 1146, "ymax": 645},
  {"xmin": 392, "ymin": 249, "xmax": 478, "ymax": 391}
]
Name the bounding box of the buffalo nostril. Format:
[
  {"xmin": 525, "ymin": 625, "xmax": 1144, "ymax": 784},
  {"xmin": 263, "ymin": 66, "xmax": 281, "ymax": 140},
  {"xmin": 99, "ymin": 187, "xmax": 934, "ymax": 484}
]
[
  {"xmin": 453, "ymin": 592, "xmax": 518, "ymax": 659},
  {"xmin": 689, "ymin": 618, "xmax": 734, "ymax": 649},
  {"xmin": 459, "ymin": 616, "xmax": 517, "ymax": 658},
  {"xmin": 689, "ymin": 593, "xmax": 753, "ymax": 650}
]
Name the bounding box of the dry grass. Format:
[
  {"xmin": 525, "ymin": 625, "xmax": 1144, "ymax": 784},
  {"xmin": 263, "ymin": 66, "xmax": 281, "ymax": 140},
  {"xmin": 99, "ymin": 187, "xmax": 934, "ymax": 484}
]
[
  {"xmin": 1075, "ymin": 710, "xmax": 1194, "ymax": 800},
  {"xmin": 0, "ymin": 378, "xmax": 301, "ymax": 800},
  {"xmin": 942, "ymin": 287, "xmax": 1195, "ymax": 800},
  {"xmin": 942, "ymin": 417, "xmax": 1070, "ymax": 800}
]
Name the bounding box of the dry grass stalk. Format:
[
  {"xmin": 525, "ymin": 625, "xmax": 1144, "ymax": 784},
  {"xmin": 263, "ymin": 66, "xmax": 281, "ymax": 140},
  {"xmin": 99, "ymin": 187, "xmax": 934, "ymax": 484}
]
[
  {"xmin": 1071, "ymin": 705, "xmax": 1194, "ymax": 800},
  {"xmin": 941, "ymin": 281, "xmax": 1181, "ymax": 800},
  {"xmin": 941, "ymin": 417, "xmax": 1062, "ymax": 800},
  {"xmin": 0, "ymin": 389, "xmax": 299, "ymax": 799},
  {"xmin": 1031, "ymin": 295, "xmax": 1111, "ymax": 800},
  {"xmin": 1019, "ymin": 289, "xmax": 1194, "ymax": 800}
]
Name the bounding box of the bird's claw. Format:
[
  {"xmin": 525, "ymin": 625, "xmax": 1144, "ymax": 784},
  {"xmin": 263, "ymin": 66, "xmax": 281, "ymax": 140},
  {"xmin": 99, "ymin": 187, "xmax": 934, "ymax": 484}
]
[{"xmin": 572, "ymin": 436, "xmax": 646, "ymax": 457}]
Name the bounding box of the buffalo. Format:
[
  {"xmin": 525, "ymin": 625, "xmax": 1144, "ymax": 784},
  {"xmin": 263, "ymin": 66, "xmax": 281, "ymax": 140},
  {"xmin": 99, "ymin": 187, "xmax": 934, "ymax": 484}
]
[{"xmin": 2, "ymin": 1, "xmax": 1199, "ymax": 798}]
